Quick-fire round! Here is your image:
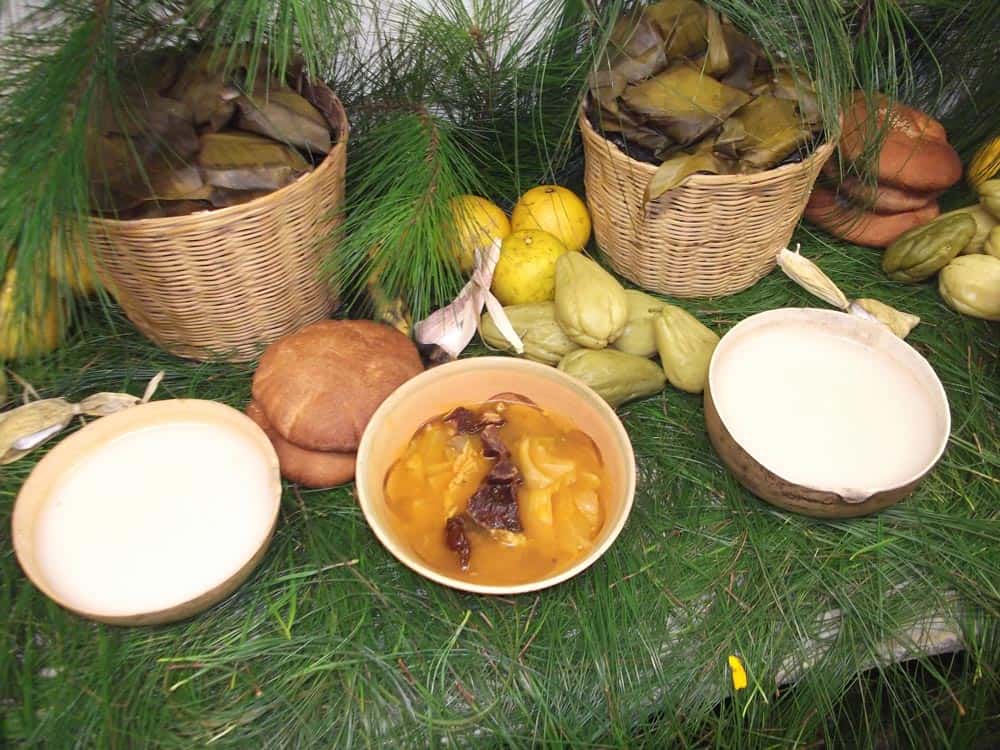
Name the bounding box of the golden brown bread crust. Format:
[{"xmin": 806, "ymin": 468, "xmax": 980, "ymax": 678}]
[
  {"xmin": 804, "ymin": 186, "xmax": 940, "ymax": 248},
  {"xmin": 252, "ymin": 319, "xmax": 423, "ymax": 452},
  {"xmin": 820, "ymin": 162, "xmax": 941, "ymax": 214},
  {"xmin": 838, "ymin": 93, "xmax": 961, "ymax": 193},
  {"xmin": 246, "ymin": 400, "xmax": 356, "ymax": 488}
]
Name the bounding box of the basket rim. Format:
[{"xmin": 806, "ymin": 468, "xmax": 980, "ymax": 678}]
[
  {"xmin": 578, "ymin": 101, "xmax": 835, "ymax": 187},
  {"xmin": 91, "ymin": 87, "xmax": 349, "ymax": 229}
]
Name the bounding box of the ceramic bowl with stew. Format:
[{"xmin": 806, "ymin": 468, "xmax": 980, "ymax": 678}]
[{"xmin": 355, "ymin": 356, "xmax": 637, "ymax": 595}]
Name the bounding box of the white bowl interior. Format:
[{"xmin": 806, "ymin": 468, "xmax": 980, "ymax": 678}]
[
  {"xmin": 12, "ymin": 399, "xmax": 282, "ymax": 623},
  {"xmin": 356, "ymin": 357, "xmax": 636, "ymax": 595},
  {"xmin": 707, "ymin": 308, "xmax": 950, "ymax": 499}
]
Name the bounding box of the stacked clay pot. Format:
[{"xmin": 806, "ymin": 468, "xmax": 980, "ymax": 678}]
[{"xmin": 805, "ymin": 92, "xmax": 962, "ymax": 248}]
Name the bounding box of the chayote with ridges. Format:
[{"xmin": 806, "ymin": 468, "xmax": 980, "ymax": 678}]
[
  {"xmin": 882, "ymin": 213, "xmax": 977, "ymax": 283},
  {"xmin": 557, "ymin": 348, "xmax": 666, "ymax": 407}
]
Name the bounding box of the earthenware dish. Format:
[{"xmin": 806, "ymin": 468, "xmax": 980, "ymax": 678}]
[
  {"xmin": 12, "ymin": 399, "xmax": 282, "ymax": 625},
  {"xmin": 704, "ymin": 308, "xmax": 950, "ymax": 518},
  {"xmin": 356, "ymin": 356, "xmax": 637, "ymax": 595}
]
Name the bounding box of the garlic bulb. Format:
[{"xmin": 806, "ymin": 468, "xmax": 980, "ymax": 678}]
[{"xmin": 414, "ymin": 239, "xmax": 523, "ymax": 359}]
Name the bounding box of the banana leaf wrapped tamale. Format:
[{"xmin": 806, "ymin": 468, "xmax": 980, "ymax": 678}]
[
  {"xmin": 199, "ymin": 131, "xmax": 312, "ymax": 191},
  {"xmin": 234, "ymin": 86, "xmax": 332, "ymax": 153},
  {"xmin": 85, "ymin": 45, "xmax": 336, "ymax": 220},
  {"xmin": 621, "ymin": 63, "xmax": 750, "ymax": 145},
  {"xmin": 588, "ymin": 0, "xmax": 824, "ymax": 204}
]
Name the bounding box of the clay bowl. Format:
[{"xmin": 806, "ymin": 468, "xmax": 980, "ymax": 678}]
[
  {"xmin": 12, "ymin": 400, "xmax": 282, "ymax": 625},
  {"xmin": 355, "ymin": 356, "xmax": 636, "ymax": 595},
  {"xmin": 704, "ymin": 308, "xmax": 950, "ymax": 519}
]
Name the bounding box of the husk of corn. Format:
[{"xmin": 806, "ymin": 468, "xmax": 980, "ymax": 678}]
[
  {"xmin": 776, "ymin": 246, "xmax": 850, "ymax": 309},
  {"xmin": 0, "ymin": 372, "xmax": 163, "ymax": 464},
  {"xmin": 776, "ymin": 247, "xmax": 920, "ymax": 339}
]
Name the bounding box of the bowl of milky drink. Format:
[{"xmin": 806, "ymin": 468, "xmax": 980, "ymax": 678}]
[
  {"xmin": 12, "ymin": 400, "xmax": 281, "ymax": 625},
  {"xmin": 705, "ymin": 308, "xmax": 950, "ymax": 518}
]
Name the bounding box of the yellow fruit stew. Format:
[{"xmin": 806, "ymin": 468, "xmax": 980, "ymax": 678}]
[{"xmin": 383, "ymin": 396, "xmax": 606, "ymax": 585}]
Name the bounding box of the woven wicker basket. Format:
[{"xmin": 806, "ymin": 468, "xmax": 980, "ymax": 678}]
[
  {"xmin": 580, "ymin": 105, "xmax": 834, "ymax": 298},
  {"xmin": 88, "ymin": 81, "xmax": 348, "ymax": 362}
]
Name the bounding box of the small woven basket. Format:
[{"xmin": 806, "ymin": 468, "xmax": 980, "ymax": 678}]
[
  {"xmin": 88, "ymin": 80, "xmax": 348, "ymax": 362},
  {"xmin": 580, "ymin": 105, "xmax": 834, "ymax": 298}
]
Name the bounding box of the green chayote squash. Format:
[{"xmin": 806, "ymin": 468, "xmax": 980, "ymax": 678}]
[
  {"xmin": 479, "ymin": 302, "xmax": 579, "ymax": 365},
  {"xmin": 654, "ymin": 305, "xmax": 719, "ymax": 394},
  {"xmin": 979, "ymin": 179, "xmax": 1000, "ymax": 220},
  {"xmin": 938, "ymin": 254, "xmax": 1000, "ymax": 321},
  {"xmin": 882, "ymin": 213, "xmax": 977, "ymax": 283},
  {"xmin": 553, "ymin": 253, "xmax": 628, "ymax": 349},
  {"xmin": 557, "ymin": 349, "xmax": 666, "ymax": 407},
  {"xmin": 611, "ymin": 289, "xmax": 667, "ymax": 357},
  {"xmin": 940, "ymin": 204, "xmax": 998, "ymax": 255},
  {"xmin": 986, "ymin": 226, "xmax": 1000, "ymax": 259}
]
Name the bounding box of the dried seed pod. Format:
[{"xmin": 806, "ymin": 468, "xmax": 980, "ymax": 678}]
[
  {"xmin": 776, "ymin": 247, "xmax": 849, "ymax": 309},
  {"xmin": 0, "ymin": 372, "xmax": 163, "ymax": 464}
]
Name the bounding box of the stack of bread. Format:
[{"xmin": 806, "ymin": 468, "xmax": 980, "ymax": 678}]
[
  {"xmin": 805, "ymin": 92, "xmax": 962, "ymax": 248},
  {"xmin": 246, "ymin": 320, "xmax": 424, "ymax": 488}
]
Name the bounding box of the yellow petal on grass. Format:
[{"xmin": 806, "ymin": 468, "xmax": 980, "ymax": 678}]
[{"xmin": 728, "ymin": 655, "xmax": 748, "ymax": 690}]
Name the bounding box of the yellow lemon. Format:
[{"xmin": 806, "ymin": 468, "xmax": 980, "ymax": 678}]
[
  {"xmin": 491, "ymin": 229, "xmax": 569, "ymax": 305},
  {"xmin": 448, "ymin": 195, "xmax": 511, "ymax": 273},
  {"xmin": 510, "ymin": 185, "xmax": 591, "ymax": 253},
  {"xmin": 0, "ymin": 267, "xmax": 67, "ymax": 361}
]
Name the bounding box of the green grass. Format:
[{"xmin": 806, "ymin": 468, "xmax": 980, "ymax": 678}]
[{"xmin": 1, "ymin": 224, "xmax": 998, "ymax": 748}]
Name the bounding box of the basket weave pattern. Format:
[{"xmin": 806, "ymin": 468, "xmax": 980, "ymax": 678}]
[
  {"xmin": 580, "ymin": 107, "xmax": 834, "ymax": 298},
  {"xmin": 88, "ymin": 87, "xmax": 348, "ymax": 362}
]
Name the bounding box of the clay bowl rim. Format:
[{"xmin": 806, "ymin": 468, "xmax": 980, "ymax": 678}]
[
  {"xmin": 11, "ymin": 399, "xmax": 283, "ymax": 626},
  {"xmin": 355, "ymin": 356, "xmax": 637, "ymax": 596},
  {"xmin": 706, "ymin": 307, "xmax": 951, "ymax": 504}
]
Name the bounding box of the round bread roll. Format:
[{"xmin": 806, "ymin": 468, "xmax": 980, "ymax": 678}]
[
  {"xmin": 246, "ymin": 400, "xmax": 356, "ymax": 488},
  {"xmin": 253, "ymin": 319, "xmax": 423, "ymax": 452},
  {"xmin": 804, "ymin": 186, "xmax": 940, "ymax": 248},
  {"xmin": 821, "ymin": 164, "xmax": 940, "ymax": 214},
  {"xmin": 839, "ymin": 93, "xmax": 961, "ymax": 193}
]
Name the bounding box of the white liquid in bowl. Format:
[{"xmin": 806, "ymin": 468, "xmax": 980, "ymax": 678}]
[
  {"xmin": 34, "ymin": 421, "xmax": 276, "ymax": 616},
  {"xmin": 712, "ymin": 322, "xmax": 944, "ymax": 494}
]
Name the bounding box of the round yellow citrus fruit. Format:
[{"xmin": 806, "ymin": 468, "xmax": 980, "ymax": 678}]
[
  {"xmin": 491, "ymin": 229, "xmax": 570, "ymax": 305},
  {"xmin": 0, "ymin": 267, "xmax": 67, "ymax": 360},
  {"xmin": 448, "ymin": 195, "xmax": 511, "ymax": 273},
  {"xmin": 510, "ymin": 185, "xmax": 591, "ymax": 253}
]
